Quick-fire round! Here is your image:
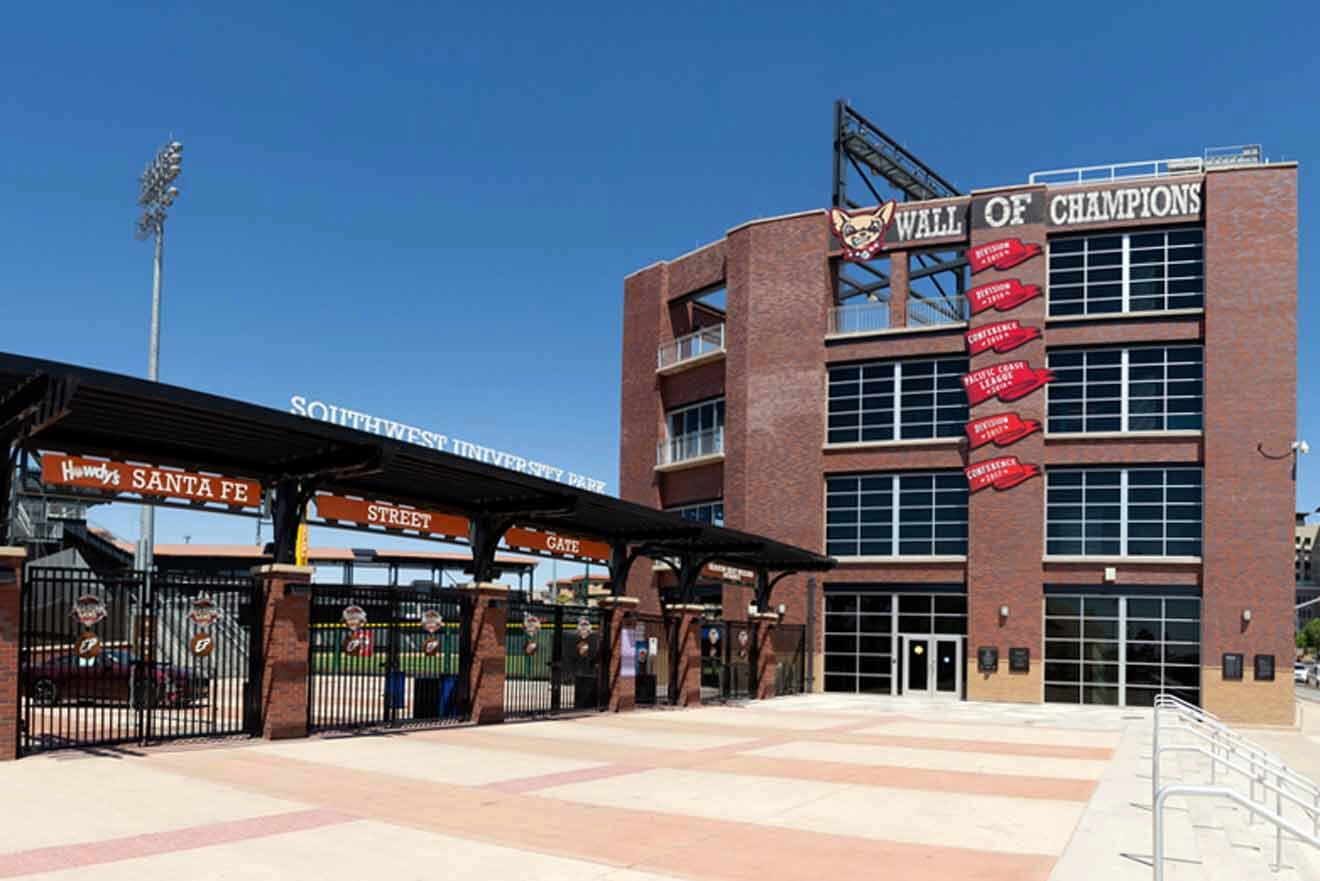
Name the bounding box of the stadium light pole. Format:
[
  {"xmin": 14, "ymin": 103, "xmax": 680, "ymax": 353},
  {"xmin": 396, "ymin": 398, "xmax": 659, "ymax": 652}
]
[{"xmin": 133, "ymin": 140, "xmax": 183, "ymax": 570}]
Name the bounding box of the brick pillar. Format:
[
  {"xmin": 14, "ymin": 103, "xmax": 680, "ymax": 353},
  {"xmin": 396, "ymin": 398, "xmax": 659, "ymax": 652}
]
[
  {"xmin": 753, "ymin": 612, "xmax": 779, "ymax": 700},
  {"xmin": 461, "ymin": 583, "xmax": 507, "ymax": 725},
  {"xmin": 253, "ymin": 564, "xmax": 313, "ymax": 740},
  {"xmin": 0, "ymin": 548, "xmax": 25, "ymax": 761},
  {"xmin": 666, "ymin": 604, "xmax": 704, "ymax": 706},
  {"xmin": 889, "ymin": 250, "xmax": 909, "ymax": 329},
  {"xmin": 598, "ymin": 596, "xmax": 640, "ymax": 712}
]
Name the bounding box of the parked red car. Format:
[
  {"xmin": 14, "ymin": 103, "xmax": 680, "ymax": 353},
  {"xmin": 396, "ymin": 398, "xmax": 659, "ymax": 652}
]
[{"xmin": 23, "ymin": 649, "xmax": 208, "ymax": 708}]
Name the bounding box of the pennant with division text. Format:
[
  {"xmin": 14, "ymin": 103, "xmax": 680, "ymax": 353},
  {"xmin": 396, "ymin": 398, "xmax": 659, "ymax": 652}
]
[
  {"xmin": 967, "ymin": 278, "xmax": 1042, "ymax": 315},
  {"xmin": 969, "ymin": 238, "xmax": 1042, "ymax": 274},
  {"xmin": 965, "ymin": 413, "xmax": 1042, "ymax": 449}
]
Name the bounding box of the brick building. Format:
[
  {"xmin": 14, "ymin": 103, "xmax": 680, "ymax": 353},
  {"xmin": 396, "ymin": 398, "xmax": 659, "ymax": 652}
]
[{"xmin": 619, "ymin": 148, "xmax": 1298, "ymax": 724}]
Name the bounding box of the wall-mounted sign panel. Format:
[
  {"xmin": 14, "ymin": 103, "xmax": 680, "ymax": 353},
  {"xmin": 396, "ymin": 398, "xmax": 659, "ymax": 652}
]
[
  {"xmin": 884, "ymin": 199, "xmax": 969, "ymax": 247},
  {"xmin": 1047, "ymin": 180, "xmax": 1201, "ymax": 228},
  {"xmin": 977, "ymin": 646, "xmax": 999, "ymax": 673},
  {"xmin": 1008, "ymin": 647, "xmax": 1030, "ymax": 673},
  {"xmin": 965, "ymin": 456, "xmax": 1041, "ymax": 493},
  {"xmin": 968, "ymin": 238, "xmax": 1041, "ymax": 274},
  {"xmin": 313, "ymin": 494, "xmax": 470, "ymax": 540},
  {"xmin": 965, "ymin": 413, "xmax": 1041, "ymax": 450},
  {"xmin": 705, "ymin": 562, "xmax": 756, "ymax": 584},
  {"xmin": 1222, "ymin": 653, "xmax": 1244, "ymax": 681},
  {"xmin": 503, "ymin": 527, "xmax": 610, "ymax": 565},
  {"xmin": 966, "ymin": 320, "xmax": 1041, "ymax": 357},
  {"xmin": 962, "ymin": 361, "xmax": 1054, "ymax": 407},
  {"xmin": 41, "ymin": 453, "xmax": 262, "ymax": 509},
  {"xmin": 967, "ymin": 279, "xmax": 1042, "ymax": 315},
  {"xmin": 829, "ymin": 203, "xmax": 897, "ymax": 262}
]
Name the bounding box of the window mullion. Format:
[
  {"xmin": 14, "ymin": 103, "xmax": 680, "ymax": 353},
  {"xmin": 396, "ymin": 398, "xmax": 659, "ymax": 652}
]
[
  {"xmin": 1120, "ymin": 469, "xmax": 1129, "ymax": 557},
  {"xmin": 1121, "ymin": 348, "xmax": 1130, "ymax": 432},
  {"xmin": 1118, "ymin": 597, "xmax": 1128, "ymax": 706},
  {"xmin": 894, "ymin": 362, "xmax": 903, "ymax": 440},
  {"xmin": 1121, "ymin": 233, "xmax": 1131, "ymax": 313},
  {"xmin": 891, "ymin": 475, "xmax": 901, "ymax": 557}
]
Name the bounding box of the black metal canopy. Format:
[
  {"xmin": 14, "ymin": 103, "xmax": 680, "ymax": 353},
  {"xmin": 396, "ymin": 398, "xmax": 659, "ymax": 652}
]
[{"xmin": 0, "ymin": 351, "xmax": 834, "ymax": 583}]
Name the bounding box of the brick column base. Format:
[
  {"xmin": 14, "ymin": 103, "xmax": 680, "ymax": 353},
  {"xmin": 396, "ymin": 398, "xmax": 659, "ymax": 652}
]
[
  {"xmin": 253, "ymin": 564, "xmax": 313, "ymax": 740},
  {"xmin": 461, "ymin": 583, "xmax": 507, "ymax": 725},
  {"xmin": 666, "ymin": 604, "xmax": 704, "ymax": 707},
  {"xmin": 0, "ymin": 548, "xmax": 26, "ymax": 761},
  {"xmin": 753, "ymin": 612, "xmax": 780, "ymax": 700},
  {"xmin": 599, "ymin": 596, "xmax": 640, "ymax": 712}
]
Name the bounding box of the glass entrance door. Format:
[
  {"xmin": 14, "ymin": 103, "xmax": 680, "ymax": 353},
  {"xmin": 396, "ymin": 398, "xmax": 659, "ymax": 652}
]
[{"xmin": 902, "ymin": 636, "xmax": 961, "ymax": 697}]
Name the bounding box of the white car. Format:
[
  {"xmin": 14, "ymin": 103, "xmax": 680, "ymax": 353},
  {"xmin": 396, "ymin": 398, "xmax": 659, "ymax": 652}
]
[{"xmin": 1295, "ymin": 663, "xmax": 1310, "ymax": 684}]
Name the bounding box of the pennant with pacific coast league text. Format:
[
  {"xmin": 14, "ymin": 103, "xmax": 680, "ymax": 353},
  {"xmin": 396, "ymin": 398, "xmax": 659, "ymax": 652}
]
[
  {"xmin": 965, "ymin": 413, "xmax": 1042, "ymax": 449},
  {"xmin": 967, "ymin": 278, "xmax": 1042, "ymax": 315},
  {"xmin": 962, "ymin": 361, "xmax": 1055, "ymax": 406},
  {"xmin": 965, "ymin": 320, "xmax": 1041, "ymax": 356},
  {"xmin": 969, "ymin": 238, "xmax": 1042, "ymax": 274},
  {"xmin": 965, "ymin": 456, "xmax": 1041, "ymax": 493}
]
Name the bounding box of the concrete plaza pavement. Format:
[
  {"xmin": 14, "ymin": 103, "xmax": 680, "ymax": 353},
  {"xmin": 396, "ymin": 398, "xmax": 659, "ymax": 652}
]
[{"xmin": 0, "ymin": 694, "xmax": 1200, "ymax": 880}]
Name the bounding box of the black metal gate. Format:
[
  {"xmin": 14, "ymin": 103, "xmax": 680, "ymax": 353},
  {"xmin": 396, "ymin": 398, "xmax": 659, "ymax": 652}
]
[
  {"xmin": 308, "ymin": 584, "xmax": 470, "ymax": 732},
  {"xmin": 19, "ymin": 567, "xmax": 260, "ymax": 756},
  {"xmin": 700, "ymin": 616, "xmax": 752, "ymax": 703},
  {"xmin": 505, "ymin": 598, "xmax": 603, "ymax": 719},
  {"xmin": 633, "ymin": 611, "xmax": 672, "ymax": 706}
]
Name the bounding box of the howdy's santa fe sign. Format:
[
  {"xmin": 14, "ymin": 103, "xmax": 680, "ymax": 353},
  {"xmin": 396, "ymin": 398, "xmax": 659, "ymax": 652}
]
[
  {"xmin": 965, "ymin": 456, "xmax": 1041, "ymax": 493},
  {"xmin": 965, "ymin": 320, "xmax": 1041, "ymax": 357},
  {"xmin": 967, "ymin": 278, "xmax": 1042, "ymax": 315},
  {"xmin": 968, "ymin": 238, "xmax": 1041, "ymax": 274},
  {"xmin": 962, "ymin": 361, "xmax": 1054, "ymax": 406},
  {"xmin": 42, "ymin": 453, "xmax": 261, "ymax": 508},
  {"xmin": 965, "ymin": 413, "xmax": 1041, "ymax": 449}
]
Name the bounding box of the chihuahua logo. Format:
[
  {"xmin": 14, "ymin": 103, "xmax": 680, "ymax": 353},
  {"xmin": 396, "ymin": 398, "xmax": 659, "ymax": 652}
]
[{"xmin": 829, "ymin": 201, "xmax": 897, "ymax": 262}]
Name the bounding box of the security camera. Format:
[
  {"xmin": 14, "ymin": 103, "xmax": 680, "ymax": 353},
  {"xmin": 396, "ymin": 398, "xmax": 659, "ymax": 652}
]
[{"xmin": 1294, "ymin": 440, "xmax": 1311, "ymax": 455}]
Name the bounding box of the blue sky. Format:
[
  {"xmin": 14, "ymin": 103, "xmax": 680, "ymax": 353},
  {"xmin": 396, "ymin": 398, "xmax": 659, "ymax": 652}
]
[{"xmin": 3, "ymin": 1, "xmax": 1315, "ymax": 582}]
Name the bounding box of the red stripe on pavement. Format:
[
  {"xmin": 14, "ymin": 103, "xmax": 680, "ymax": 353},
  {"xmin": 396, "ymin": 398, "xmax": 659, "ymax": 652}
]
[
  {"xmin": 483, "ymin": 762, "xmax": 648, "ymax": 794},
  {"xmin": 0, "ymin": 809, "xmax": 355, "ymax": 877}
]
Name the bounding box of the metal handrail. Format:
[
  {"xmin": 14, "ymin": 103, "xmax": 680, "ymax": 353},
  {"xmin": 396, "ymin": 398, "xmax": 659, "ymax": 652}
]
[
  {"xmin": 1156, "ymin": 698, "xmax": 1306, "ymax": 789},
  {"xmin": 1162, "ymin": 721, "xmax": 1320, "ymax": 801},
  {"xmin": 657, "ymin": 324, "xmax": 725, "ymax": 370},
  {"xmin": 1154, "ymin": 785, "xmax": 1320, "ymax": 880},
  {"xmin": 1155, "ymin": 742, "xmax": 1320, "ymax": 836}
]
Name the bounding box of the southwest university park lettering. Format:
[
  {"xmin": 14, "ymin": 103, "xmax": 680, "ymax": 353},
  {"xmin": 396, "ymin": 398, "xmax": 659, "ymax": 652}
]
[{"xmin": 961, "ymin": 239, "xmax": 1045, "ymax": 493}]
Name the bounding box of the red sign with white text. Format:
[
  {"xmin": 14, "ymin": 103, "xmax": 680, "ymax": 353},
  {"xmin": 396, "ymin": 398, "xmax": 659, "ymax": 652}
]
[
  {"xmin": 965, "ymin": 413, "xmax": 1042, "ymax": 449},
  {"xmin": 965, "ymin": 456, "xmax": 1041, "ymax": 493},
  {"xmin": 969, "ymin": 238, "xmax": 1041, "ymax": 274},
  {"xmin": 962, "ymin": 361, "xmax": 1054, "ymax": 406},
  {"xmin": 41, "ymin": 453, "xmax": 262, "ymax": 508},
  {"xmin": 967, "ymin": 278, "xmax": 1042, "ymax": 315},
  {"xmin": 965, "ymin": 320, "xmax": 1041, "ymax": 356}
]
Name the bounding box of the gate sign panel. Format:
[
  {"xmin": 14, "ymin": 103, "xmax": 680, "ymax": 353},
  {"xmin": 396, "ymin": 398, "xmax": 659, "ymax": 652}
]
[
  {"xmin": 314, "ymin": 494, "xmax": 469, "ymax": 540},
  {"xmin": 503, "ymin": 527, "xmax": 610, "ymax": 564},
  {"xmin": 42, "ymin": 453, "xmax": 261, "ymax": 508}
]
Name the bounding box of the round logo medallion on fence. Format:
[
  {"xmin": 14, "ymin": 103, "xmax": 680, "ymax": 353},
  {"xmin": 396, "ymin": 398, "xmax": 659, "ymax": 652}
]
[
  {"xmin": 738, "ymin": 630, "xmax": 749, "ymax": 647},
  {"xmin": 524, "ymin": 615, "xmax": 541, "ymax": 638},
  {"xmin": 576, "ymin": 616, "xmax": 591, "ymax": 640},
  {"xmin": 708, "ymin": 628, "xmax": 720, "ymax": 645},
  {"xmin": 422, "ymin": 635, "xmax": 442, "ymax": 657},
  {"xmin": 189, "ymin": 594, "xmax": 221, "ymax": 628},
  {"xmin": 524, "ymin": 639, "xmax": 539, "ymax": 656},
  {"xmin": 419, "ymin": 609, "xmax": 444, "ymax": 633},
  {"xmin": 342, "ymin": 605, "xmax": 368, "ymax": 630},
  {"xmin": 190, "ymin": 632, "xmax": 215, "ymax": 657},
  {"xmin": 71, "ymin": 594, "xmax": 107, "ymax": 627},
  {"xmin": 576, "ymin": 639, "xmax": 590, "ymax": 657},
  {"xmin": 75, "ymin": 630, "xmax": 102, "ymax": 659}
]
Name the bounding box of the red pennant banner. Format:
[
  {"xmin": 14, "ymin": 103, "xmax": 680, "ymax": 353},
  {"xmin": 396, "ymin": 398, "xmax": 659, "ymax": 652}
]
[
  {"xmin": 965, "ymin": 413, "xmax": 1042, "ymax": 449},
  {"xmin": 967, "ymin": 278, "xmax": 1042, "ymax": 315},
  {"xmin": 965, "ymin": 320, "xmax": 1042, "ymax": 356},
  {"xmin": 969, "ymin": 238, "xmax": 1042, "ymax": 274},
  {"xmin": 962, "ymin": 360, "xmax": 1055, "ymax": 406},
  {"xmin": 965, "ymin": 456, "xmax": 1041, "ymax": 493}
]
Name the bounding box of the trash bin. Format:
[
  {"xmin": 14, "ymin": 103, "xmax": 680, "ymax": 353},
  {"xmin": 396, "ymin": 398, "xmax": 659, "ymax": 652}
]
[
  {"xmin": 413, "ymin": 675, "xmax": 460, "ymax": 720},
  {"xmin": 385, "ymin": 670, "xmax": 407, "ymax": 710},
  {"xmin": 574, "ymin": 673, "xmax": 599, "ymax": 709},
  {"xmin": 635, "ymin": 674, "xmax": 656, "ymax": 705}
]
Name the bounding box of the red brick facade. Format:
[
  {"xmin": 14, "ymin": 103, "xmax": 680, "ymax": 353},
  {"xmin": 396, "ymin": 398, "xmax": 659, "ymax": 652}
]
[
  {"xmin": 0, "ymin": 549, "xmax": 24, "ymax": 760},
  {"xmin": 462, "ymin": 583, "xmax": 508, "ymax": 725},
  {"xmin": 619, "ymin": 165, "xmax": 1299, "ymax": 723},
  {"xmin": 254, "ymin": 564, "xmax": 313, "ymax": 740}
]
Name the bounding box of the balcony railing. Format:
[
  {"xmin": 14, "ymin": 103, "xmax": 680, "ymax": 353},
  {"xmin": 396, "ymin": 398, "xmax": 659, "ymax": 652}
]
[
  {"xmin": 828, "ymin": 302, "xmax": 890, "ymax": 336},
  {"xmin": 657, "ymin": 324, "xmax": 725, "ymax": 370},
  {"xmin": 656, "ymin": 427, "xmax": 724, "ymax": 467},
  {"xmin": 907, "ymin": 294, "xmax": 969, "ymax": 328}
]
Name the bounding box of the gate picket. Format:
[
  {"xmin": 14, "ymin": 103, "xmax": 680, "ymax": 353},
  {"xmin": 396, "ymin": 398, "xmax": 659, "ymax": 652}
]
[{"xmin": 505, "ymin": 596, "xmax": 604, "ymax": 719}]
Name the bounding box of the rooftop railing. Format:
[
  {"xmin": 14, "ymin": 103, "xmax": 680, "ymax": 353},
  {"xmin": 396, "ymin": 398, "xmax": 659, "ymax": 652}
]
[
  {"xmin": 656, "ymin": 427, "xmax": 724, "ymax": 467},
  {"xmin": 907, "ymin": 294, "xmax": 969, "ymax": 328},
  {"xmin": 828, "ymin": 302, "xmax": 889, "ymax": 336},
  {"xmin": 657, "ymin": 324, "xmax": 725, "ymax": 371}
]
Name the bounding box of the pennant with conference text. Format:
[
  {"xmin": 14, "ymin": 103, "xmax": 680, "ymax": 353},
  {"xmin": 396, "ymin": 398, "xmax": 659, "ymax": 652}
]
[
  {"xmin": 965, "ymin": 320, "xmax": 1042, "ymax": 356},
  {"xmin": 962, "ymin": 360, "xmax": 1055, "ymax": 406},
  {"xmin": 965, "ymin": 413, "xmax": 1042, "ymax": 449},
  {"xmin": 967, "ymin": 278, "xmax": 1042, "ymax": 315},
  {"xmin": 965, "ymin": 456, "xmax": 1041, "ymax": 493},
  {"xmin": 969, "ymin": 238, "xmax": 1042, "ymax": 274}
]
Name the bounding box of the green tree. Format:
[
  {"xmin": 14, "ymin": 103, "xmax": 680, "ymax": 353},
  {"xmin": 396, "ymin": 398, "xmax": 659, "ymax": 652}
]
[{"xmin": 1299, "ymin": 619, "xmax": 1320, "ymax": 655}]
